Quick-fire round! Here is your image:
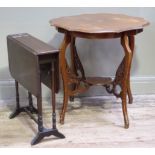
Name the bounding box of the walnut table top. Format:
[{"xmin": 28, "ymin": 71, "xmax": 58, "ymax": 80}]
[{"xmin": 50, "ymin": 13, "xmax": 149, "ymax": 34}]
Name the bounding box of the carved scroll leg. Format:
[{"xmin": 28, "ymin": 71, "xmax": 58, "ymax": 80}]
[
  {"xmin": 127, "ymin": 35, "xmax": 135, "ymax": 104},
  {"xmin": 59, "ymin": 33, "xmax": 71, "ymax": 124},
  {"xmin": 121, "ymin": 34, "xmax": 132, "ymax": 129}
]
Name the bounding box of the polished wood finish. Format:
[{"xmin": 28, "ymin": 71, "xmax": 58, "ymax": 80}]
[
  {"xmin": 85, "ymin": 77, "xmax": 112, "ymax": 86},
  {"xmin": 121, "ymin": 34, "xmax": 132, "ymax": 128},
  {"xmin": 50, "ymin": 13, "xmax": 149, "ymax": 34},
  {"xmin": 7, "ymin": 33, "xmax": 65, "ymax": 145},
  {"xmin": 9, "ymin": 83, "xmax": 38, "ymax": 119},
  {"xmin": 128, "ymin": 36, "xmax": 135, "ymax": 104},
  {"xmin": 50, "ymin": 13, "xmax": 149, "ymax": 128}
]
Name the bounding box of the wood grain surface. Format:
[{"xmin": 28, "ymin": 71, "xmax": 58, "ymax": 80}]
[{"xmin": 50, "ymin": 13, "xmax": 149, "ymax": 33}]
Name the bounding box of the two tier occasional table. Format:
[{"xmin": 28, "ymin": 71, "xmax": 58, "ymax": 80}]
[{"xmin": 50, "ymin": 13, "xmax": 149, "ymax": 128}]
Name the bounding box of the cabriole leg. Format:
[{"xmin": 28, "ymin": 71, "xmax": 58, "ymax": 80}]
[
  {"xmin": 69, "ymin": 37, "xmax": 76, "ymax": 102},
  {"xmin": 127, "ymin": 35, "xmax": 135, "ymax": 104},
  {"xmin": 59, "ymin": 34, "xmax": 71, "ymax": 124},
  {"xmin": 60, "ymin": 89, "xmax": 69, "ymax": 124},
  {"xmin": 120, "ymin": 34, "xmax": 133, "ymax": 129}
]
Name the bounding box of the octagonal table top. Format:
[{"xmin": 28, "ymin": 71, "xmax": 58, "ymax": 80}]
[{"xmin": 50, "ymin": 13, "xmax": 149, "ymax": 34}]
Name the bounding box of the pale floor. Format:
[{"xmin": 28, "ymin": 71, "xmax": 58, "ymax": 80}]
[{"xmin": 0, "ymin": 95, "xmax": 155, "ymax": 148}]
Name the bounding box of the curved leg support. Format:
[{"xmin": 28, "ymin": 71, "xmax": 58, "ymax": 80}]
[
  {"xmin": 127, "ymin": 35, "xmax": 135, "ymax": 104},
  {"xmin": 59, "ymin": 33, "xmax": 71, "ymax": 124},
  {"xmin": 60, "ymin": 90, "xmax": 69, "ymax": 124},
  {"xmin": 127, "ymin": 82, "xmax": 133, "ymax": 104},
  {"xmin": 69, "ymin": 37, "xmax": 76, "ymax": 102},
  {"xmin": 121, "ymin": 34, "xmax": 132, "ymax": 129},
  {"xmin": 31, "ymin": 127, "xmax": 65, "ymax": 145}
]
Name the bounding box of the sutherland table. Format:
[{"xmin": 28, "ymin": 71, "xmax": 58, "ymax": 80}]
[{"xmin": 50, "ymin": 13, "xmax": 149, "ymax": 128}]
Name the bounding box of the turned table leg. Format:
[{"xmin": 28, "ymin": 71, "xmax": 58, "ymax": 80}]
[
  {"xmin": 31, "ymin": 92, "xmax": 49, "ymax": 145},
  {"xmin": 120, "ymin": 34, "xmax": 133, "ymax": 129},
  {"xmin": 51, "ymin": 60, "xmax": 57, "ymax": 129},
  {"xmin": 9, "ymin": 81, "xmax": 20, "ymax": 119},
  {"xmin": 28, "ymin": 92, "xmax": 38, "ymax": 113},
  {"xmin": 31, "ymin": 59, "xmax": 65, "ymax": 145}
]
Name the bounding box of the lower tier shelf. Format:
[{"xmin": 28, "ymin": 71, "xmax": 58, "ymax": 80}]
[{"xmin": 84, "ymin": 77, "xmax": 112, "ymax": 86}]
